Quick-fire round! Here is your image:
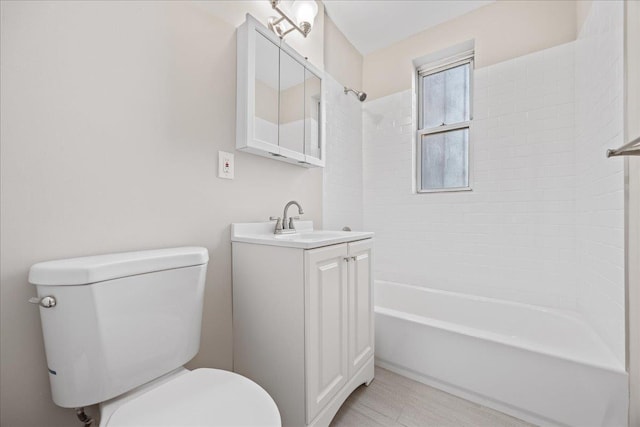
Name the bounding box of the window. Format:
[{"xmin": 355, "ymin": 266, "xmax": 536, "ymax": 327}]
[{"xmin": 417, "ymin": 56, "xmax": 472, "ymax": 192}]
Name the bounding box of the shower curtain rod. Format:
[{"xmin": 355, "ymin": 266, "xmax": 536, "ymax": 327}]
[{"xmin": 607, "ymin": 134, "xmax": 640, "ymax": 158}]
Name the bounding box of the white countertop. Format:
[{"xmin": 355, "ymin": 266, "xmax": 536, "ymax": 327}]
[{"xmin": 231, "ymin": 221, "xmax": 374, "ymax": 249}]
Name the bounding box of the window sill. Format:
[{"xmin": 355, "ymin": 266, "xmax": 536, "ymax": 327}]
[{"xmin": 416, "ymin": 186, "xmax": 472, "ymax": 194}]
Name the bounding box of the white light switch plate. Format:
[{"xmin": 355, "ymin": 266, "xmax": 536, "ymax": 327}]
[{"xmin": 218, "ymin": 151, "xmax": 234, "ymax": 179}]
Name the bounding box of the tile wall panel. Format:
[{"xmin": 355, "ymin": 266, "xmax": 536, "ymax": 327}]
[
  {"xmin": 363, "ymin": 42, "xmax": 578, "ymax": 310},
  {"xmin": 575, "ymin": 0, "xmax": 625, "ymax": 363},
  {"xmin": 323, "ymin": 74, "xmax": 364, "ymax": 231}
]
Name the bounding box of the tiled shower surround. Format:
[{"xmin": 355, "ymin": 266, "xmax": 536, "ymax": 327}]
[
  {"xmin": 575, "ymin": 0, "xmax": 625, "ymax": 363},
  {"xmin": 353, "ymin": 2, "xmax": 624, "ymax": 363},
  {"xmin": 323, "ymin": 74, "xmax": 364, "ymax": 231},
  {"xmin": 364, "ymin": 42, "xmax": 578, "ymax": 310}
]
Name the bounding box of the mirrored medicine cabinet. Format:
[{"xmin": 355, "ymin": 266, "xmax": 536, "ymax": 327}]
[{"xmin": 236, "ymin": 14, "xmax": 325, "ymax": 167}]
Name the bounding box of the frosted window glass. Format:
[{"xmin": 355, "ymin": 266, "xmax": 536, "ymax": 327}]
[
  {"xmin": 444, "ymin": 64, "xmax": 469, "ymax": 124},
  {"xmin": 421, "ymin": 63, "xmax": 470, "ymax": 128},
  {"xmin": 421, "ymin": 128, "xmax": 469, "ymax": 190},
  {"xmin": 423, "ymin": 72, "xmax": 445, "ymax": 128}
]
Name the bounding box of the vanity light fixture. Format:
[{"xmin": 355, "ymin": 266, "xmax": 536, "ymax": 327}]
[{"xmin": 268, "ymin": 0, "xmax": 318, "ymax": 39}]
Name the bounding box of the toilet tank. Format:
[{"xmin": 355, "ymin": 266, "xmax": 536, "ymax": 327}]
[{"xmin": 28, "ymin": 247, "xmax": 209, "ymax": 408}]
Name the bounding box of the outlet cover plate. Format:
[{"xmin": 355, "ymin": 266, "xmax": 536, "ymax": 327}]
[{"xmin": 218, "ymin": 151, "xmax": 234, "ymax": 179}]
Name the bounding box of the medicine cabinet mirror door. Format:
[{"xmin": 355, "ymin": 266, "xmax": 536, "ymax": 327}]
[
  {"xmin": 237, "ymin": 14, "xmax": 325, "ymax": 167},
  {"xmin": 278, "ymin": 50, "xmax": 306, "ymax": 162},
  {"xmin": 253, "ymin": 32, "xmax": 280, "ymax": 151},
  {"xmin": 304, "ymin": 69, "xmax": 322, "ymax": 165}
]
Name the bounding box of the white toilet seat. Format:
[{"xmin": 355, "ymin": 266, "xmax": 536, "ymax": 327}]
[{"xmin": 103, "ymin": 368, "xmax": 281, "ymax": 427}]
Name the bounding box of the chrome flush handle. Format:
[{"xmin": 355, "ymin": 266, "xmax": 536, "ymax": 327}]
[{"xmin": 28, "ymin": 296, "xmax": 57, "ymax": 308}]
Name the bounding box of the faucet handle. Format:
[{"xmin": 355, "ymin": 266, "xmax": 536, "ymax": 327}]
[
  {"xmin": 270, "ymin": 216, "xmax": 283, "ymax": 233},
  {"xmin": 288, "ymin": 216, "xmax": 300, "ymax": 229}
]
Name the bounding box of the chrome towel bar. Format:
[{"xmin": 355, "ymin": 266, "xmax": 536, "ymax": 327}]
[{"xmin": 607, "ymin": 135, "xmax": 640, "ymax": 158}]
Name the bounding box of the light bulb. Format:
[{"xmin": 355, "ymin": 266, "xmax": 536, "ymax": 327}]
[{"xmin": 291, "ymin": 0, "xmax": 318, "ymax": 34}]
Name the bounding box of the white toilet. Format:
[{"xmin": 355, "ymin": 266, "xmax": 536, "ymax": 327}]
[{"xmin": 28, "ymin": 247, "xmax": 281, "ymax": 426}]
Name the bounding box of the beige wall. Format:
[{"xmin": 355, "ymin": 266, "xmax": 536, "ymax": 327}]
[
  {"xmin": 363, "ymin": 0, "xmax": 577, "ymax": 100},
  {"xmin": 279, "ymin": 77, "xmax": 321, "ymax": 124},
  {"xmin": 576, "ymin": 0, "xmax": 594, "ymax": 35},
  {"xmin": 255, "ymin": 80, "xmax": 279, "ymax": 124},
  {"xmin": 0, "ymin": 1, "xmax": 322, "ymax": 426},
  {"xmin": 280, "ymin": 82, "xmax": 305, "ymax": 124},
  {"xmin": 324, "ymin": 14, "xmax": 363, "ymax": 92}
]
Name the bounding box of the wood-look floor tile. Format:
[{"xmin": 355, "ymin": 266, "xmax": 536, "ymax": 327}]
[
  {"xmin": 330, "ymin": 367, "xmax": 534, "ymax": 427},
  {"xmin": 346, "ymin": 378, "xmax": 409, "ymax": 421},
  {"xmin": 346, "ymin": 401, "xmax": 401, "ymax": 427},
  {"xmin": 406, "ymin": 377, "xmax": 532, "ymax": 427},
  {"xmin": 331, "ymin": 401, "xmax": 397, "ymax": 427},
  {"xmin": 373, "ymin": 366, "xmax": 417, "ymax": 390}
]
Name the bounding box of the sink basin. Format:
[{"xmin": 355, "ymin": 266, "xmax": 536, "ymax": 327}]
[{"xmin": 231, "ymin": 221, "xmax": 374, "ymax": 249}]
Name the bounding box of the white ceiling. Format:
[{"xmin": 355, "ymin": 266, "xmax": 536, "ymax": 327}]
[{"xmin": 323, "ymin": 0, "xmax": 494, "ymax": 55}]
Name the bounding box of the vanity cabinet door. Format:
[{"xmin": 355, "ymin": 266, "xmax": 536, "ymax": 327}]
[
  {"xmin": 305, "ymin": 244, "xmax": 349, "ymax": 423},
  {"xmin": 278, "ymin": 50, "xmax": 306, "ymax": 161},
  {"xmin": 347, "ymin": 239, "xmax": 374, "ymax": 378}
]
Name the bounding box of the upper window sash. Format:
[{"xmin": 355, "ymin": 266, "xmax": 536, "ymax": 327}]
[{"xmin": 418, "ymin": 57, "xmax": 474, "ymax": 131}]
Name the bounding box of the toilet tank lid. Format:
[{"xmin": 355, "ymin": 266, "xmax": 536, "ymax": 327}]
[{"xmin": 28, "ymin": 247, "xmax": 209, "ymax": 286}]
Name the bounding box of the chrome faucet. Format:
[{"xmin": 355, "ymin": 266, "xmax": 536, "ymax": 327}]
[
  {"xmin": 271, "ymin": 200, "xmax": 304, "ymax": 234},
  {"xmin": 283, "ymin": 200, "xmax": 304, "ymax": 231}
]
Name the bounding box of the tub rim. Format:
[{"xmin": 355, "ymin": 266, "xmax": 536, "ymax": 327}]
[{"xmin": 374, "ymin": 280, "xmax": 626, "ymax": 375}]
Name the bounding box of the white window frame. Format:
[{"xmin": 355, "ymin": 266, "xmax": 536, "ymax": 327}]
[{"xmin": 416, "ymin": 55, "xmax": 474, "ymax": 193}]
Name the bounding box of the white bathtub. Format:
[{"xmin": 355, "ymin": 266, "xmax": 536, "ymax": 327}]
[{"xmin": 374, "ymin": 281, "xmax": 628, "ymax": 427}]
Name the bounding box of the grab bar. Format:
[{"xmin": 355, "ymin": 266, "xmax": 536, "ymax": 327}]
[{"xmin": 607, "ymin": 135, "xmax": 640, "ymax": 158}]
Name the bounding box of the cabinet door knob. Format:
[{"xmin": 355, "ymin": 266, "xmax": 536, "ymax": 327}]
[{"xmin": 344, "ymin": 257, "xmax": 350, "ymax": 262}]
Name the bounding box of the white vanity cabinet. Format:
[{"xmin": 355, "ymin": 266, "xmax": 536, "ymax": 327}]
[
  {"xmin": 236, "ymin": 14, "xmax": 325, "ymax": 168},
  {"xmin": 305, "ymin": 240, "xmax": 374, "ymax": 424},
  {"xmin": 232, "ymin": 227, "xmax": 374, "ymax": 427}
]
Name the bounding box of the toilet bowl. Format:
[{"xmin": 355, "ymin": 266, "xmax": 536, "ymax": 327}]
[{"xmin": 29, "ymin": 247, "xmax": 280, "ymax": 426}]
